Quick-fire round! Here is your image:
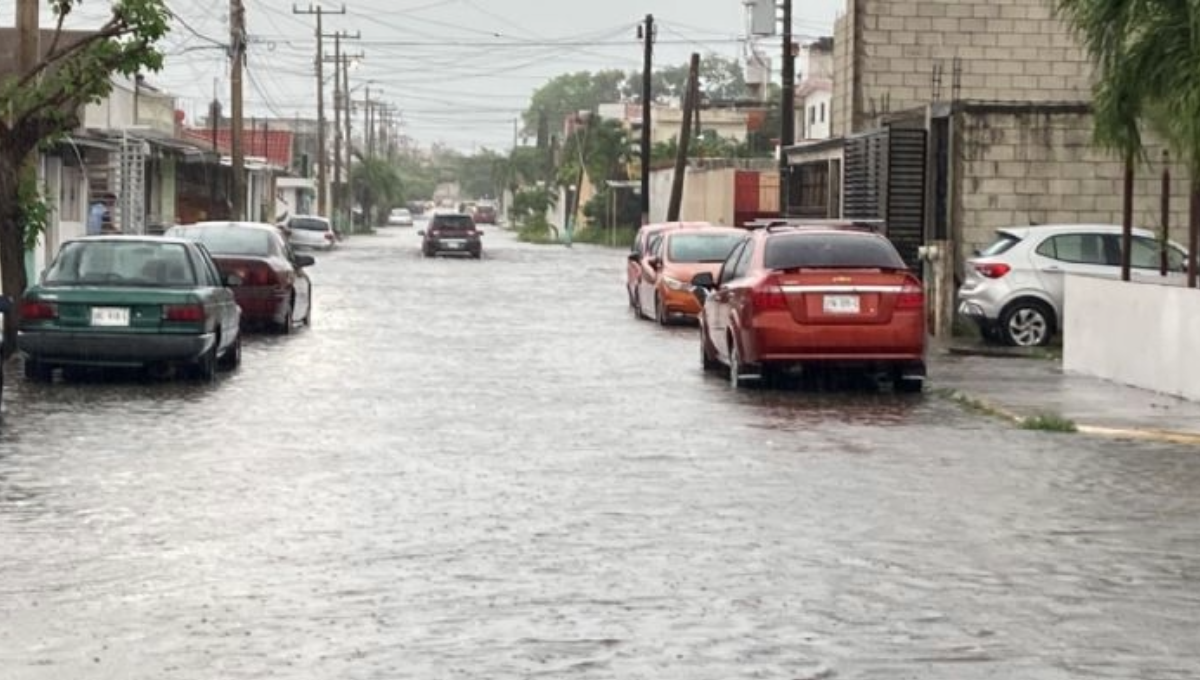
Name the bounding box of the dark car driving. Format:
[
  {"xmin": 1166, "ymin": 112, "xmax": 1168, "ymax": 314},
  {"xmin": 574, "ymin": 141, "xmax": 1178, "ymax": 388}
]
[{"xmin": 419, "ymin": 213, "xmax": 482, "ymax": 259}]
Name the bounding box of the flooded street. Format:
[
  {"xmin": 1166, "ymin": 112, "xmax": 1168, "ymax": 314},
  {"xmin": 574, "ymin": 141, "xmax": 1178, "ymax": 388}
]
[{"xmin": 2, "ymin": 226, "xmax": 1198, "ymax": 679}]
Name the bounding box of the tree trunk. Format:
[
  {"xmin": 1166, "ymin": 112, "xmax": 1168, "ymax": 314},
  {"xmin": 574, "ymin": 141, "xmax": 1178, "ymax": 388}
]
[
  {"xmin": 1120, "ymin": 152, "xmax": 1134, "ymax": 282},
  {"xmin": 0, "ymin": 154, "xmax": 28, "ymax": 359}
]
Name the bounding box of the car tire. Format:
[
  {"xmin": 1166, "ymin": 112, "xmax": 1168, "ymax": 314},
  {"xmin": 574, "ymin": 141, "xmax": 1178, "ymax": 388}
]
[
  {"xmin": 999, "ymin": 299, "xmax": 1055, "ymax": 347},
  {"xmin": 302, "ymin": 298, "xmax": 312, "ymax": 326},
  {"xmin": 700, "ymin": 326, "xmax": 721, "ymax": 372},
  {"xmin": 218, "ymin": 332, "xmax": 241, "ymax": 371},
  {"xmin": 729, "ymin": 340, "xmax": 752, "ymax": 390},
  {"xmin": 193, "ymin": 339, "xmax": 218, "ymax": 382},
  {"xmin": 895, "ymin": 377, "xmax": 924, "ymax": 394},
  {"xmin": 276, "ymin": 302, "xmax": 294, "ymax": 336},
  {"xmin": 23, "ymin": 356, "xmax": 52, "ymax": 383}
]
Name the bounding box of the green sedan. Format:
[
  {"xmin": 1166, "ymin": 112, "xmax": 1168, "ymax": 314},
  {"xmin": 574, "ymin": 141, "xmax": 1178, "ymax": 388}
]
[{"xmin": 17, "ymin": 236, "xmax": 243, "ymax": 381}]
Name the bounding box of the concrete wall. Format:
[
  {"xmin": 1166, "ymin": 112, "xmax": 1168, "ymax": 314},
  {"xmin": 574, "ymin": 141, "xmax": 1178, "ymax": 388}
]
[
  {"xmin": 1064, "ymin": 276, "xmax": 1200, "ymax": 402},
  {"xmin": 954, "ymin": 106, "xmax": 1192, "ymax": 257},
  {"xmin": 835, "ymin": 0, "xmax": 1092, "ymax": 135},
  {"xmin": 648, "ymin": 167, "xmax": 737, "ymax": 225}
]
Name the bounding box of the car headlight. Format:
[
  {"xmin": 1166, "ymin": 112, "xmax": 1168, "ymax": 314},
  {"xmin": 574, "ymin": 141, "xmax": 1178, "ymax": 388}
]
[{"xmin": 663, "ymin": 276, "xmax": 690, "ymax": 291}]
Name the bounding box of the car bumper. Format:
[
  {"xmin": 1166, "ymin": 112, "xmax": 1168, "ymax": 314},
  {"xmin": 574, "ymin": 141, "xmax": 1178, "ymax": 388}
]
[
  {"xmin": 746, "ymin": 315, "xmax": 926, "ymax": 366},
  {"xmin": 660, "ymin": 286, "xmax": 702, "ymax": 317},
  {"xmin": 427, "ymin": 239, "xmax": 481, "ymax": 254},
  {"xmin": 18, "ymin": 330, "xmax": 216, "ymax": 366},
  {"xmin": 235, "ymin": 286, "xmax": 290, "ymax": 324}
]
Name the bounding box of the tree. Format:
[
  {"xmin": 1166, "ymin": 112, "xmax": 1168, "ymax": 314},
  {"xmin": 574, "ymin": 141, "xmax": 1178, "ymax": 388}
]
[
  {"xmin": 0, "ymin": 0, "xmax": 169, "ymax": 355},
  {"xmin": 351, "ymin": 157, "xmax": 403, "ymax": 227},
  {"xmin": 521, "ymin": 69, "xmax": 626, "ymax": 136},
  {"xmin": 1054, "ymin": 0, "xmax": 1200, "ymax": 285}
]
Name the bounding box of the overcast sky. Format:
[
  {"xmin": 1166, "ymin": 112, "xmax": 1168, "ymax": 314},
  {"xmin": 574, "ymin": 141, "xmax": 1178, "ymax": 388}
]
[{"xmin": 9, "ymin": 0, "xmax": 844, "ymax": 152}]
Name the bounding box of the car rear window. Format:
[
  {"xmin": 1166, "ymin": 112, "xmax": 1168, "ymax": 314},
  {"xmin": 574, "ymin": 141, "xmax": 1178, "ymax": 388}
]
[
  {"xmin": 667, "ymin": 233, "xmax": 745, "ymax": 263},
  {"xmin": 979, "ymin": 231, "xmax": 1022, "ymax": 257},
  {"xmin": 764, "ymin": 232, "xmax": 908, "ymax": 270},
  {"xmin": 46, "ymin": 241, "xmax": 197, "ymax": 286},
  {"xmin": 290, "ymin": 218, "xmax": 330, "ymax": 232},
  {"xmin": 171, "ymin": 225, "xmax": 274, "ymax": 257},
  {"xmin": 433, "ymin": 215, "xmax": 475, "ymax": 229}
]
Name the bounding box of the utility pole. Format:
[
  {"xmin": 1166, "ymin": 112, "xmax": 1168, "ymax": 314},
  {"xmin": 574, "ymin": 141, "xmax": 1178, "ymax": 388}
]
[
  {"xmin": 322, "ymin": 30, "xmax": 359, "ymax": 228},
  {"xmin": 639, "ymin": 14, "xmax": 654, "ymax": 225},
  {"xmin": 293, "ymin": 4, "xmax": 346, "ymax": 217},
  {"xmin": 230, "ymin": 0, "xmax": 247, "ymax": 220},
  {"xmin": 779, "ymin": 0, "xmax": 796, "ymax": 216},
  {"xmin": 667, "ymin": 53, "xmax": 700, "ymax": 222},
  {"xmin": 363, "ymin": 85, "xmax": 371, "ymax": 161},
  {"xmin": 342, "ymin": 54, "xmax": 353, "ymax": 228}
]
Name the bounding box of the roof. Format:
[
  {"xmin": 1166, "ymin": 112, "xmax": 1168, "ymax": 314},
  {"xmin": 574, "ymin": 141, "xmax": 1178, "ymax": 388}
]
[
  {"xmin": 183, "ymin": 221, "xmax": 281, "ymax": 232},
  {"xmin": 996, "ymin": 224, "xmax": 1156, "ymax": 238},
  {"xmin": 180, "ymin": 127, "xmax": 294, "ymax": 167}
]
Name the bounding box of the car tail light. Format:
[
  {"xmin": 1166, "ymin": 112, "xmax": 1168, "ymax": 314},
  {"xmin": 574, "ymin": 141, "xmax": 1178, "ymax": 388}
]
[
  {"xmin": 243, "ymin": 264, "xmax": 278, "ymax": 286},
  {"xmin": 750, "ymin": 275, "xmax": 787, "ymax": 311},
  {"xmin": 974, "ymin": 262, "xmax": 1011, "ymax": 279},
  {"xmin": 896, "ymin": 277, "xmax": 925, "ymax": 310},
  {"xmin": 20, "ymin": 300, "xmax": 57, "ymax": 320},
  {"xmin": 163, "ymin": 304, "xmax": 205, "ymax": 323},
  {"xmin": 324, "ymin": 232, "xmax": 335, "ymax": 241}
]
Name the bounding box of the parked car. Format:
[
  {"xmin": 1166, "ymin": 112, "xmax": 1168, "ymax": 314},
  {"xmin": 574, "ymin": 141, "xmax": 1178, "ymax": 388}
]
[
  {"xmin": 387, "ymin": 208, "xmax": 414, "ymax": 227},
  {"xmin": 286, "ymin": 215, "xmax": 338, "ymax": 250},
  {"xmin": 419, "ymin": 212, "xmax": 482, "ymax": 258},
  {"xmin": 626, "ymin": 221, "xmax": 710, "ymax": 314},
  {"xmin": 472, "ymin": 203, "xmax": 498, "ymax": 225},
  {"xmin": 17, "ymin": 236, "xmax": 242, "ymax": 382},
  {"xmin": 635, "ymin": 226, "xmax": 745, "ymax": 324},
  {"xmin": 691, "ymin": 225, "xmax": 926, "ymax": 392},
  {"xmin": 957, "ymin": 224, "xmax": 1190, "ymax": 347},
  {"xmin": 166, "ymin": 221, "xmax": 314, "ymax": 333}
]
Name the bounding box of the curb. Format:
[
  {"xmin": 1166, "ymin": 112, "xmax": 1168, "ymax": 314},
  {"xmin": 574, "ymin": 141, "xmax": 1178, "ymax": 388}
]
[{"xmin": 941, "ymin": 390, "xmax": 1200, "ymax": 445}]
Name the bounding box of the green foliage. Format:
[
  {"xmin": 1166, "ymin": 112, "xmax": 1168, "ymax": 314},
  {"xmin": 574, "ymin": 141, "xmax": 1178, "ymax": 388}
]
[
  {"xmin": 351, "ymin": 157, "xmax": 403, "ymax": 227},
  {"xmin": 510, "ymin": 185, "xmax": 556, "ymax": 225},
  {"xmin": 18, "ymin": 171, "xmax": 52, "ymax": 252},
  {"xmin": 1020, "ymin": 413, "xmax": 1079, "ymax": 433},
  {"xmin": 556, "ymin": 118, "xmax": 632, "ymax": 189}
]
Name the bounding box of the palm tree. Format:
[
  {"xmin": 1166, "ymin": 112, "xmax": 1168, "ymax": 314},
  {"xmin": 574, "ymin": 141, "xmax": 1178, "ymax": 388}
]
[{"xmin": 1054, "ymin": 0, "xmax": 1200, "ymax": 286}]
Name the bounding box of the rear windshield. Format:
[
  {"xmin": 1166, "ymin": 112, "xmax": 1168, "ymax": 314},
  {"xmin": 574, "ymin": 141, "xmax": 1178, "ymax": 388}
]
[
  {"xmin": 291, "ymin": 218, "xmax": 330, "ymax": 232},
  {"xmin": 433, "ymin": 215, "xmax": 475, "ymax": 229},
  {"xmin": 171, "ymin": 225, "xmax": 275, "ymax": 257},
  {"xmin": 764, "ymin": 232, "xmax": 908, "ymax": 270},
  {"xmin": 979, "ymin": 231, "xmax": 1022, "ymax": 257},
  {"xmin": 45, "ymin": 241, "xmax": 197, "ymax": 287},
  {"xmin": 668, "ymin": 233, "xmax": 745, "ymax": 263}
]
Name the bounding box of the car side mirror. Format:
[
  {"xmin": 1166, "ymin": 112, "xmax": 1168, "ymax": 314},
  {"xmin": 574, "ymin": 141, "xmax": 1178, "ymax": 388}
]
[
  {"xmin": 690, "ymin": 272, "xmax": 716, "ymax": 289},
  {"xmin": 417, "ymin": 230, "xmax": 425, "ymax": 237},
  {"xmin": 224, "ymin": 273, "xmax": 243, "ymax": 287},
  {"xmin": 649, "ymin": 256, "xmax": 663, "ymax": 270},
  {"xmin": 294, "ymin": 254, "xmax": 315, "ymax": 268}
]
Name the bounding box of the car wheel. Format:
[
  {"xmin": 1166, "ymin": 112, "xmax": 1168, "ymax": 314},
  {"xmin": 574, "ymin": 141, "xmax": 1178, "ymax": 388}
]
[
  {"xmin": 193, "ymin": 338, "xmax": 218, "ymax": 382},
  {"xmin": 276, "ymin": 302, "xmax": 294, "ymax": 335},
  {"xmin": 700, "ymin": 325, "xmax": 720, "ymax": 372},
  {"xmin": 1000, "ymin": 299, "xmax": 1055, "ymax": 347},
  {"xmin": 23, "ymin": 356, "xmax": 52, "ymax": 383},
  {"xmin": 895, "ymin": 377, "xmax": 924, "ymax": 394},
  {"xmin": 218, "ymin": 332, "xmax": 242, "ymax": 371},
  {"xmin": 302, "ymin": 298, "xmax": 312, "ymax": 326},
  {"xmin": 729, "ymin": 341, "xmax": 752, "ymax": 389},
  {"xmin": 655, "ymin": 293, "xmax": 670, "ymax": 326}
]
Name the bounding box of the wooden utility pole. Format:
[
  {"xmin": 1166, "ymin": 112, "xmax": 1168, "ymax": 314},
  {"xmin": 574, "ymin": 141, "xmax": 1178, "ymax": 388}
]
[
  {"xmin": 363, "ymin": 85, "xmax": 371, "ymax": 161},
  {"xmin": 293, "ymin": 4, "xmax": 346, "ymax": 217},
  {"xmin": 342, "ymin": 55, "xmax": 353, "ymax": 228},
  {"xmin": 779, "ymin": 0, "xmax": 795, "ymax": 215},
  {"xmin": 667, "ymin": 54, "xmax": 700, "ymax": 222},
  {"xmin": 639, "ymin": 14, "xmax": 654, "ymax": 225},
  {"xmin": 331, "ymin": 32, "xmax": 343, "ymax": 220},
  {"xmin": 230, "ymin": 0, "xmax": 247, "ymax": 220}
]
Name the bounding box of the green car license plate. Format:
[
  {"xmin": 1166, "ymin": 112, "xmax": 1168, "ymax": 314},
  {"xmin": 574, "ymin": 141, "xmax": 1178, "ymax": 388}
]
[{"xmin": 91, "ymin": 306, "xmax": 130, "ymax": 326}]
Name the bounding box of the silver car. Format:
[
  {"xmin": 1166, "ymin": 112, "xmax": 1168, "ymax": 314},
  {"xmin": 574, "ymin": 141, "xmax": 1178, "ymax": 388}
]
[
  {"xmin": 286, "ymin": 215, "xmax": 337, "ymax": 251},
  {"xmin": 957, "ymin": 224, "xmax": 1189, "ymax": 346}
]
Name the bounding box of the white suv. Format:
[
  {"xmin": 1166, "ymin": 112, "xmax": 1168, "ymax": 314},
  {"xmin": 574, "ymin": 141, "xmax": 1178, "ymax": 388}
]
[{"xmin": 957, "ymin": 224, "xmax": 1189, "ymax": 346}]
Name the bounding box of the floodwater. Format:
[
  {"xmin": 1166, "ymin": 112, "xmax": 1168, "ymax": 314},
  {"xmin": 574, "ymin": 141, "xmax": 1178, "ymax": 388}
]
[{"xmin": 1, "ymin": 225, "xmax": 1197, "ymax": 679}]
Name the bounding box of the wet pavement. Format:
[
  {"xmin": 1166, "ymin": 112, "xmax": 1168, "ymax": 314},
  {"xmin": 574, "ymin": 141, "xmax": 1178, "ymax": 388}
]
[{"xmin": 1, "ymin": 225, "xmax": 1199, "ymax": 679}]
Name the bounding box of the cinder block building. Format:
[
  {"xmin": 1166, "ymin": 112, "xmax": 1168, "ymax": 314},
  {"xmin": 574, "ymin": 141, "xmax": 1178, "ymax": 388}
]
[{"xmin": 787, "ymin": 0, "xmax": 1191, "ymax": 269}]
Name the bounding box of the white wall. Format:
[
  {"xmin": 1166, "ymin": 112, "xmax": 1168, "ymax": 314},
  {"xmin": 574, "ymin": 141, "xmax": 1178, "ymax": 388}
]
[
  {"xmin": 1064, "ymin": 276, "xmax": 1200, "ymax": 402},
  {"xmin": 800, "ymin": 90, "xmax": 833, "ymax": 140}
]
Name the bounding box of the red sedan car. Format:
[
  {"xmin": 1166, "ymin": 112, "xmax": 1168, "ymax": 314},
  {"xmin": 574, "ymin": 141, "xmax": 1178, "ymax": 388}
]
[
  {"xmin": 692, "ymin": 225, "xmax": 926, "ymax": 392},
  {"xmin": 166, "ymin": 221, "xmax": 314, "ymax": 333}
]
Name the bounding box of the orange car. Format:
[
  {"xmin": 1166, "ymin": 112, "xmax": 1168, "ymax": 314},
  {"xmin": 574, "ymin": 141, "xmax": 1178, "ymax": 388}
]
[
  {"xmin": 634, "ymin": 226, "xmax": 746, "ymax": 324},
  {"xmin": 626, "ymin": 221, "xmax": 709, "ymax": 313},
  {"xmin": 691, "ymin": 225, "xmax": 927, "ymax": 392}
]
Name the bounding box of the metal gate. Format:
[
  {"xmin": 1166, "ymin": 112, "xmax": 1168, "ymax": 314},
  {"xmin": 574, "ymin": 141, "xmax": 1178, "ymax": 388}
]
[{"xmin": 842, "ymin": 126, "xmax": 928, "ymax": 270}]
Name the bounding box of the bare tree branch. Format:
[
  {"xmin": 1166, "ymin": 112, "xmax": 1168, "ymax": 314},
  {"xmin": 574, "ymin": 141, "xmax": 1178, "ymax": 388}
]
[{"xmin": 16, "ymin": 16, "xmax": 131, "ymax": 90}]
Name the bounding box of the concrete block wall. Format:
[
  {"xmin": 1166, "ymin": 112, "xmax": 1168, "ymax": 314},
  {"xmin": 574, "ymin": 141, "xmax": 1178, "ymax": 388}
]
[
  {"xmin": 955, "ymin": 108, "xmax": 1192, "ymax": 256},
  {"xmin": 835, "ymin": 0, "xmax": 1094, "ymax": 135}
]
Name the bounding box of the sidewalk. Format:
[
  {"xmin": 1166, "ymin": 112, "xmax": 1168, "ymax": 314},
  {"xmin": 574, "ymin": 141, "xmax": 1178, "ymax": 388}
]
[{"xmin": 928, "ymin": 346, "xmax": 1200, "ymax": 445}]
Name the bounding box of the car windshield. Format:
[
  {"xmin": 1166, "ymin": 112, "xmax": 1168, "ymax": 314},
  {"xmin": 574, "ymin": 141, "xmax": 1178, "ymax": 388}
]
[
  {"xmin": 44, "ymin": 240, "xmax": 197, "ymax": 287},
  {"xmin": 667, "ymin": 233, "xmax": 745, "ymax": 263},
  {"xmin": 171, "ymin": 225, "xmax": 275, "ymax": 257},
  {"xmin": 291, "ymin": 218, "xmax": 330, "ymax": 232},
  {"xmin": 980, "ymin": 232, "xmax": 1022, "ymax": 257},
  {"xmin": 434, "ymin": 215, "xmax": 474, "ymax": 229},
  {"xmin": 764, "ymin": 232, "xmax": 908, "ymax": 270}
]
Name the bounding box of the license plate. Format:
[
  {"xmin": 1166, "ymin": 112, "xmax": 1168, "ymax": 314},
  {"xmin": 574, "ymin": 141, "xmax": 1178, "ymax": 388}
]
[
  {"xmin": 91, "ymin": 307, "xmax": 130, "ymax": 326},
  {"xmin": 444, "ymin": 240, "xmax": 465, "ymax": 249},
  {"xmin": 823, "ymin": 295, "xmax": 860, "ymax": 314}
]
